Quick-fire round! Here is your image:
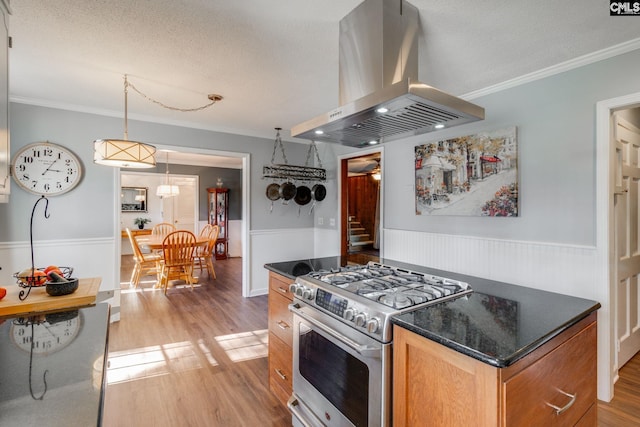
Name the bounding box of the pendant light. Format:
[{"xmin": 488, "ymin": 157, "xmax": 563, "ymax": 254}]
[
  {"xmin": 94, "ymin": 75, "xmax": 157, "ymax": 168},
  {"xmin": 156, "ymin": 152, "xmax": 180, "ymax": 198}
]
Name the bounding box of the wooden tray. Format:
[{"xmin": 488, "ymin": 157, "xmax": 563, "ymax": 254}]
[{"xmin": 0, "ymin": 277, "xmax": 102, "ymax": 317}]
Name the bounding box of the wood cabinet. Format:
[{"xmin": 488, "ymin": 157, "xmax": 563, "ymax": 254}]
[
  {"xmin": 267, "ymin": 271, "xmax": 294, "ymax": 408},
  {"xmin": 393, "ymin": 312, "xmax": 597, "ymax": 427},
  {"xmin": 207, "ymin": 187, "xmax": 229, "ymax": 259},
  {"xmin": 0, "ymin": 1, "xmax": 10, "ymax": 203}
]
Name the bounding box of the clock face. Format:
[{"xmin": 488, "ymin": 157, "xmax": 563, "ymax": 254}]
[
  {"xmin": 10, "ymin": 314, "xmax": 82, "ymax": 355},
  {"xmin": 11, "ymin": 142, "xmax": 83, "ymax": 196}
]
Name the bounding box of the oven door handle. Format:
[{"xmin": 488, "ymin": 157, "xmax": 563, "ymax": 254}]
[
  {"xmin": 289, "ymin": 303, "xmax": 381, "ymax": 357},
  {"xmin": 287, "ymin": 395, "xmax": 323, "ymax": 427}
]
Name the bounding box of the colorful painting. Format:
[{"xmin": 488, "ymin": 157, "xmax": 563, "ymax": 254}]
[{"xmin": 415, "ymin": 127, "xmax": 518, "ymax": 216}]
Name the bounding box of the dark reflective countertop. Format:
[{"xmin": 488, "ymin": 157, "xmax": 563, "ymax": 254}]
[
  {"xmin": 264, "ymin": 256, "xmax": 355, "ymax": 280},
  {"xmin": 0, "ymin": 303, "xmax": 110, "ymax": 426},
  {"xmin": 265, "ymin": 257, "xmax": 600, "ymax": 367}
]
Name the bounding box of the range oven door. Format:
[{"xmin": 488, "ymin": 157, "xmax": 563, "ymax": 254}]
[{"xmin": 289, "ymin": 302, "xmax": 391, "ymax": 427}]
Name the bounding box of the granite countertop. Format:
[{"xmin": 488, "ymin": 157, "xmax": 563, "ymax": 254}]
[
  {"xmin": 265, "ymin": 257, "xmax": 601, "ymax": 368},
  {"xmin": 0, "ymin": 303, "xmax": 110, "ymax": 426}
]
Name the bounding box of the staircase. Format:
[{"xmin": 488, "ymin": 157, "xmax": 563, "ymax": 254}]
[{"xmin": 348, "ymin": 216, "xmax": 374, "ymax": 252}]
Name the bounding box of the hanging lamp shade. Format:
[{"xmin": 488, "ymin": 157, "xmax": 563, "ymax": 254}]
[
  {"xmin": 93, "ymin": 75, "xmax": 157, "ymax": 169},
  {"xmin": 156, "ymin": 151, "xmax": 180, "ymax": 198},
  {"xmin": 156, "ymin": 184, "xmax": 180, "ymax": 197},
  {"xmin": 94, "ymin": 139, "xmax": 156, "ymax": 168}
]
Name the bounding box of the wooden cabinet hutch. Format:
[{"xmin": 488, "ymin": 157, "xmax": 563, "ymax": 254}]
[{"xmin": 207, "ymin": 187, "xmax": 229, "ymax": 260}]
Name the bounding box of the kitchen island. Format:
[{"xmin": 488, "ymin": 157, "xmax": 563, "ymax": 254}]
[
  {"xmin": 265, "ymin": 257, "xmax": 600, "ymax": 426},
  {"xmin": 265, "ymin": 257, "xmax": 600, "ymax": 364},
  {"xmin": 0, "ymin": 303, "xmax": 110, "ymax": 426}
]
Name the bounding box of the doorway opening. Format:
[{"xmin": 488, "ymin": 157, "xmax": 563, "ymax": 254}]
[
  {"xmin": 596, "ymin": 91, "xmax": 640, "ymax": 401},
  {"xmin": 114, "ymin": 144, "xmax": 250, "ymax": 305},
  {"xmin": 340, "ymin": 148, "xmax": 383, "ymax": 265}
]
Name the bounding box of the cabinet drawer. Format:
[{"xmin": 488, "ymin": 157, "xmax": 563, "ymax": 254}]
[
  {"xmin": 269, "ymin": 272, "xmax": 293, "ymax": 301},
  {"xmin": 269, "ymin": 291, "xmax": 293, "ymax": 347},
  {"xmin": 504, "ymin": 322, "xmax": 597, "ymax": 426},
  {"xmin": 269, "ymin": 332, "xmax": 292, "ymax": 406}
]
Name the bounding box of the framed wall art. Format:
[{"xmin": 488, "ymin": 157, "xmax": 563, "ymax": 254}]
[{"xmin": 415, "ymin": 126, "xmax": 518, "ymax": 216}]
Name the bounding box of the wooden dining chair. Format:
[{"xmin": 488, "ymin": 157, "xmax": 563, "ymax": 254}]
[
  {"xmin": 126, "ymin": 228, "xmax": 162, "ymax": 288},
  {"xmin": 152, "ymin": 222, "xmax": 176, "ymax": 236},
  {"xmin": 193, "ymin": 225, "xmax": 219, "ymax": 280},
  {"xmin": 199, "ymin": 223, "xmax": 213, "ymax": 239},
  {"xmin": 159, "ymin": 230, "xmax": 197, "ymax": 295}
]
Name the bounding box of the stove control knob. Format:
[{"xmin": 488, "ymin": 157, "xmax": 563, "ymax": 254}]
[
  {"xmin": 295, "ymin": 286, "xmax": 305, "ymax": 297},
  {"xmin": 354, "ymin": 313, "xmax": 368, "ymax": 328},
  {"xmin": 289, "ymin": 284, "xmax": 300, "ymax": 294},
  {"xmin": 343, "ymin": 308, "xmax": 355, "ymax": 321},
  {"xmin": 302, "ymin": 288, "xmax": 315, "ymax": 300},
  {"xmin": 366, "ymin": 318, "xmax": 380, "ymax": 334}
]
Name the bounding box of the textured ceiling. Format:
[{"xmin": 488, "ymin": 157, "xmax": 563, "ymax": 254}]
[{"xmin": 8, "ymin": 0, "xmax": 640, "ymax": 145}]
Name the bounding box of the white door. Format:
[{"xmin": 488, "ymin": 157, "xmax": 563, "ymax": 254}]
[
  {"xmin": 162, "ymin": 175, "xmax": 198, "ymax": 232},
  {"xmin": 614, "ymin": 115, "xmax": 640, "ymax": 368}
]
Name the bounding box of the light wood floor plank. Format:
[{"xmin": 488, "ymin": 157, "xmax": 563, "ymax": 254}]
[{"xmin": 102, "ymin": 256, "xmax": 290, "ymax": 427}]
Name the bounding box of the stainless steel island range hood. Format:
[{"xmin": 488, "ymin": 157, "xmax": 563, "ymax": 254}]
[{"xmin": 291, "ymin": 0, "xmax": 484, "ymax": 147}]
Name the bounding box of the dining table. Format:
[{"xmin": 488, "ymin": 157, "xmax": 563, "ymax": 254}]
[{"xmin": 135, "ymin": 233, "xmax": 210, "ymax": 251}]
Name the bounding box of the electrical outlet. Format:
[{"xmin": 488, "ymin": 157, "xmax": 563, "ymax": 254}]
[
  {"xmin": 330, "ymin": 218, "xmax": 335, "ymax": 226},
  {"xmin": 318, "ymin": 217, "xmax": 324, "ymax": 225}
]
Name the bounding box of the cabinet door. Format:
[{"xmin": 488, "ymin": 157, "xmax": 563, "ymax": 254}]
[
  {"xmin": 393, "ymin": 326, "xmax": 498, "ymax": 427},
  {"xmin": 268, "ymin": 332, "xmax": 293, "ymax": 406}
]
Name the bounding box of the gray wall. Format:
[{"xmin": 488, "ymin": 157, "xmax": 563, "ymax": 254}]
[
  {"xmin": 0, "ymin": 103, "xmax": 313, "ymax": 242},
  {"xmin": 381, "ymin": 48, "xmax": 640, "ymax": 247}
]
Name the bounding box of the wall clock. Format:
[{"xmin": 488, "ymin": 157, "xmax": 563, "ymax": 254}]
[
  {"xmin": 11, "ymin": 142, "xmax": 83, "ymax": 196},
  {"xmin": 10, "ymin": 312, "xmax": 82, "ymax": 355}
]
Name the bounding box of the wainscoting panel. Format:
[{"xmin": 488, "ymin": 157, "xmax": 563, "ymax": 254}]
[
  {"xmin": 0, "ymin": 237, "xmax": 116, "ymax": 290},
  {"xmin": 384, "ymin": 229, "xmax": 599, "ymax": 300}
]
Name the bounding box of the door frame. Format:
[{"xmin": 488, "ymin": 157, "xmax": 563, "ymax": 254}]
[
  {"xmin": 338, "ymin": 147, "xmax": 384, "ymax": 258},
  {"xmin": 113, "ymin": 143, "xmax": 251, "ymax": 298},
  {"xmin": 596, "ymin": 91, "xmax": 640, "ymax": 401}
]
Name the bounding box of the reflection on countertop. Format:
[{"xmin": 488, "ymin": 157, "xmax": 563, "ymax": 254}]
[{"xmin": 0, "ymin": 303, "xmax": 110, "ymax": 426}]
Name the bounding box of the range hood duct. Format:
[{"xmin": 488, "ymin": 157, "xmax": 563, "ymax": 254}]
[{"xmin": 291, "ymin": 0, "xmax": 484, "ymax": 147}]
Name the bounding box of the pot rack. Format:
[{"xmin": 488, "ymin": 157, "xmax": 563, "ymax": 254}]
[{"xmin": 262, "ymin": 128, "xmax": 326, "ymax": 182}]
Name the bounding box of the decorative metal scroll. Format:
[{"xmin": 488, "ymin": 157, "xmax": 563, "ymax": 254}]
[{"xmin": 262, "ymin": 164, "xmax": 326, "ymax": 182}]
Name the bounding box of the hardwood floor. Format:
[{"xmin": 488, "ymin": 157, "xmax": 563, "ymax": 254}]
[
  {"xmin": 598, "ymin": 352, "xmax": 640, "ymax": 426},
  {"xmin": 103, "ymin": 256, "xmax": 290, "ymax": 427}
]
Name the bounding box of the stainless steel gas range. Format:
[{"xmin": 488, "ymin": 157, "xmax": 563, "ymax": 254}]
[{"xmin": 287, "ymin": 262, "xmax": 472, "ymax": 427}]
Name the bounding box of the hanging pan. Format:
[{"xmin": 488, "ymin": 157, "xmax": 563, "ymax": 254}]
[
  {"xmin": 279, "ymin": 181, "xmax": 297, "ymax": 203},
  {"xmin": 266, "ymin": 183, "xmax": 281, "ymax": 201},
  {"xmin": 266, "ymin": 183, "xmax": 281, "ymax": 213},
  {"xmin": 294, "ymin": 185, "xmax": 312, "ymax": 206},
  {"xmin": 311, "ymin": 184, "xmax": 327, "ymax": 202},
  {"xmin": 309, "ymin": 183, "xmax": 327, "ymax": 215}
]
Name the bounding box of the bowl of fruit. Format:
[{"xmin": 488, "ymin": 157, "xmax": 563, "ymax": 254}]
[{"xmin": 14, "ymin": 265, "xmax": 74, "ymax": 288}]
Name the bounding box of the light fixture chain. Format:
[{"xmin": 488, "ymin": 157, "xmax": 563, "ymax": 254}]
[{"xmin": 126, "ymin": 79, "xmax": 221, "ymax": 112}]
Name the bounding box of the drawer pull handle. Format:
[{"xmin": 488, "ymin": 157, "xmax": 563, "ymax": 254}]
[
  {"xmin": 275, "ymin": 369, "xmax": 287, "ymax": 380},
  {"xmin": 546, "ymin": 390, "xmax": 576, "ymax": 415},
  {"xmin": 277, "ymin": 321, "xmax": 290, "ymax": 330},
  {"xmin": 278, "ymin": 287, "xmax": 288, "ymax": 293}
]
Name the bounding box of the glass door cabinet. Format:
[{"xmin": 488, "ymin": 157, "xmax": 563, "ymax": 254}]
[{"xmin": 207, "ymin": 187, "xmax": 229, "ymax": 260}]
